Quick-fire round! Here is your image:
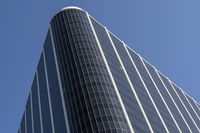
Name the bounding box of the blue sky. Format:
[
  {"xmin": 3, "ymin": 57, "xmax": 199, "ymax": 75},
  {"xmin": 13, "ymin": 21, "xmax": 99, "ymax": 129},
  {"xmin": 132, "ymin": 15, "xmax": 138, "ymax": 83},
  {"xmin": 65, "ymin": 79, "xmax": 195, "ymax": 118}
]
[{"xmin": 0, "ymin": 0, "xmax": 200, "ymax": 132}]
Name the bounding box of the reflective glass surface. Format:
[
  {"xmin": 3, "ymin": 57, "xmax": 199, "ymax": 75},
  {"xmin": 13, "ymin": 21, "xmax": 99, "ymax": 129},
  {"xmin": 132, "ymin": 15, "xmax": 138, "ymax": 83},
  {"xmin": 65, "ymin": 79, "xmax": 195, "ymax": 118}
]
[
  {"xmin": 172, "ymin": 84, "xmax": 200, "ymax": 128},
  {"xmin": 31, "ymin": 75, "xmax": 42, "ymax": 133},
  {"xmin": 50, "ymin": 9, "xmax": 130, "ymax": 133},
  {"xmin": 159, "ymin": 73, "xmax": 199, "ymax": 132},
  {"xmin": 44, "ymin": 30, "xmax": 68, "ymax": 133},
  {"xmin": 144, "ymin": 61, "xmax": 191, "ymax": 132},
  {"xmin": 21, "ymin": 113, "xmax": 25, "ymax": 133},
  {"xmin": 127, "ymin": 48, "xmax": 166, "ymax": 132},
  {"xmin": 25, "ymin": 95, "xmax": 32, "ymax": 133},
  {"xmin": 185, "ymin": 95, "xmax": 200, "ymax": 118},
  {"xmin": 37, "ymin": 54, "xmax": 53, "ymax": 133},
  {"xmin": 131, "ymin": 56, "xmax": 179, "ymax": 132}
]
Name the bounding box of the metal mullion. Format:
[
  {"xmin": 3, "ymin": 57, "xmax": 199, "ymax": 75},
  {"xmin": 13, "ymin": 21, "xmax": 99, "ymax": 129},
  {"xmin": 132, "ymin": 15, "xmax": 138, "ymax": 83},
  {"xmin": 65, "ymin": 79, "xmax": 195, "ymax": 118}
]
[
  {"xmin": 50, "ymin": 20, "xmax": 73, "ymax": 133},
  {"xmin": 36, "ymin": 71, "xmax": 44, "ymax": 133},
  {"xmin": 56, "ymin": 13, "xmax": 81, "ymax": 133},
  {"xmin": 74, "ymin": 13, "xmax": 101, "ymax": 132},
  {"xmin": 77, "ymin": 14, "xmax": 104, "ymax": 132},
  {"xmin": 64, "ymin": 10, "xmax": 95, "ymax": 133},
  {"xmin": 69, "ymin": 11, "xmax": 97, "ymax": 132},
  {"xmin": 30, "ymin": 90, "xmax": 35, "ymax": 133},
  {"xmin": 81, "ymin": 23, "xmax": 111, "ymax": 131},
  {"xmin": 25, "ymin": 107, "xmax": 27, "ymax": 133}
]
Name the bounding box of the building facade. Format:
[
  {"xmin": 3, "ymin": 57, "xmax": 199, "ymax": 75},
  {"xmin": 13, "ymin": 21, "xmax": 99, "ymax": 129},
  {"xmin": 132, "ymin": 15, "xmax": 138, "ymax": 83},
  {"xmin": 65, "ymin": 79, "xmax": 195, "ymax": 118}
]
[{"xmin": 18, "ymin": 6, "xmax": 200, "ymax": 133}]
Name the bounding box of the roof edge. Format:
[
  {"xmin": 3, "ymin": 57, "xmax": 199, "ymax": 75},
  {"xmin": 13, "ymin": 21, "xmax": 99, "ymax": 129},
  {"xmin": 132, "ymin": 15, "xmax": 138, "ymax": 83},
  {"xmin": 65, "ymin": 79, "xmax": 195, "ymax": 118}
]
[{"xmin": 60, "ymin": 6, "xmax": 84, "ymax": 12}]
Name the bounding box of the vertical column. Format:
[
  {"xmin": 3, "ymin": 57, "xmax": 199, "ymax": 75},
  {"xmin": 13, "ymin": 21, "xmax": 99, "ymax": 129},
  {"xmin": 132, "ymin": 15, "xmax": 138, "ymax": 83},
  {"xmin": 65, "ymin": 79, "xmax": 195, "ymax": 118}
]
[
  {"xmin": 30, "ymin": 90, "xmax": 34, "ymax": 133},
  {"xmin": 36, "ymin": 71, "xmax": 44, "ymax": 133}
]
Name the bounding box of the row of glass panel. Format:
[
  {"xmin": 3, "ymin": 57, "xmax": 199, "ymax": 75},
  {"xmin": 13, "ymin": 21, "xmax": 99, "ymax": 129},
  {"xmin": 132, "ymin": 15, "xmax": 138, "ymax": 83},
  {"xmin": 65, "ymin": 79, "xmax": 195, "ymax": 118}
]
[{"xmin": 90, "ymin": 16, "xmax": 200, "ymax": 133}]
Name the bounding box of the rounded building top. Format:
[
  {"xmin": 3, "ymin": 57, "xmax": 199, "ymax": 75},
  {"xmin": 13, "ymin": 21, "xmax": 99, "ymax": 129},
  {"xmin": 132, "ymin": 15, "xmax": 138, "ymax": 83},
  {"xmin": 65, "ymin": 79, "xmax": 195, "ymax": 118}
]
[{"xmin": 60, "ymin": 6, "xmax": 84, "ymax": 12}]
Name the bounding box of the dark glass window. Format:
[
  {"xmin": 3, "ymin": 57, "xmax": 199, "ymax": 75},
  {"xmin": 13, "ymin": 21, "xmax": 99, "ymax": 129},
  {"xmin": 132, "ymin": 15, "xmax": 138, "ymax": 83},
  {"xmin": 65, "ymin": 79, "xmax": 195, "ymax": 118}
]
[
  {"xmin": 37, "ymin": 54, "xmax": 53, "ymax": 133},
  {"xmin": 21, "ymin": 113, "xmax": 25, "ymax": 133},
  {"xmin": 43, "ymin": 30, "xmax": 67, "ymax": 133},
  {"xmin": 25, "ymin": 95, "xmax": 32, "ymax": 133},
  {"xmin": 31, "ymin": 75, "xmax": 41, "ymax": 133}
]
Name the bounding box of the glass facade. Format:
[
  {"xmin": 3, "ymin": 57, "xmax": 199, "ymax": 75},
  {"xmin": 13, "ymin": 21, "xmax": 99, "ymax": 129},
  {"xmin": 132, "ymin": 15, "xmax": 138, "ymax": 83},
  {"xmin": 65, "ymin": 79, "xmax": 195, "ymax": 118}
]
[
  {"xmin": 172, "ymin": 84, "xmax": 200, "ymax": 128},
  {"xmin": 109, "ymin": 32, "xmax": 151, "ymax": 133},
  {"xmin": 159, "ymin": 73, "xmax": 199, "ymax": 132},
  {"xmin": 44, "ymin": 30, "xmax": 68, "ymax": 133},
  {"xmin": 19, "ymin": 7, "xmax": 200, "ymax": 133},
  {"xmin": 185, "ymin": 94, "xmax": 200, "ymax": 118},
  {"xmin": 37, "ymin": 54, "xmax": 53, "ymax": 133},
  {"xmin": 130, "ymin": 54, "xmax": 179, "ymax": 132},
  {"xmin": 144, "ymin": 61, "xmax": 191, "ymax": 132}
]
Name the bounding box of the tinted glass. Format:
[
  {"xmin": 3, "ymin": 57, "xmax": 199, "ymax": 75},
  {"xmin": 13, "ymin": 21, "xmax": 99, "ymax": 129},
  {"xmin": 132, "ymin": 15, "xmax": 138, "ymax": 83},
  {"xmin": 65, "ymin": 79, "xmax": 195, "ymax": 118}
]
[
  {"xmin": 21, "ymin": 113, "xmax": 25, "ymax": 133},
  {"xmin": 31, "ymin": 75, "xmax": 41, "ymax": 133},
  {"xmin": 144, "ymin": 61, "xmax": 191, "ymax": 132},
  {"xmin": 172, "ymin": 85, "xmax": 200, "ymax": 128},
  {"xmin": 159, "ymin": 73, "xmax": 199, "ymax": 132},
  {"xmin": 50, "ymin": 9, "xmax": 131, "ymax": 133},
  {"xmin": 185, "ymin": 94, "xmax": 200, "ymax": 118},
  {"xmin": 37, "ymin": 54, "xmax": 53, "ymax": 133},
  {"xmin": 25, "ymin": 95, "xmax": 32, "ymax": 133},
  {"xmin": 108, "ymin": 32, "xmax": 151, "ymax": 133},
  {"xmin": 130, "ymin": 53, "xmax": 179, "ymax": 132},
  {"xmin": 127, "ymin": 48, "xmax": 166, "ymax": 132},
  {"xmin": 44, "ymin": 30, "xmax": 67, "ymax": 133}
]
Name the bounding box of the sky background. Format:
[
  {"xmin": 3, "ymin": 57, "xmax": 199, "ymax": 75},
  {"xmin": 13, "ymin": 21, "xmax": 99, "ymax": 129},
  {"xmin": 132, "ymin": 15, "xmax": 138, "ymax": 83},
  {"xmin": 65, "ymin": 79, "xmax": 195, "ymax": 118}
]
[{"xmin": 0, "ymin": 0, "xmax": 200, "ymax": 132}]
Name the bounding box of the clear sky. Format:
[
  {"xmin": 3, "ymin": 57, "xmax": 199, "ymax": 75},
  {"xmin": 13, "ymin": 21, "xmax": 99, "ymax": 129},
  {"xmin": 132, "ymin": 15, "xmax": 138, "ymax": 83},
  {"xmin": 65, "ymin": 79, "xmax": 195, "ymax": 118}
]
[{"xmin": 0, "ymin": 0, "xmax": 200, "ymax": 132}]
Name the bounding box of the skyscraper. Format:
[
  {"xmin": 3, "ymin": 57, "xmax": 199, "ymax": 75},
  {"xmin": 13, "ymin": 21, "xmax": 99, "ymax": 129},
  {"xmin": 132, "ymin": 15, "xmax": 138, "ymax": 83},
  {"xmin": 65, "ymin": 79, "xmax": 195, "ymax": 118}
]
[{"xmin": 18, "ymin": 6, "xmax": 200, "ymax": 133}]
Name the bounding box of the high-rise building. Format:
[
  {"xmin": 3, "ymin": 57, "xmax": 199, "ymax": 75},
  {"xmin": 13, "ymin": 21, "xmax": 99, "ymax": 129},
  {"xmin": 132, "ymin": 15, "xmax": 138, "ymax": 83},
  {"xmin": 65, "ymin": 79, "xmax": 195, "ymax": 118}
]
[{"xmin": 18, "ymin": 6, "xmax": 200, "ymax": 133}]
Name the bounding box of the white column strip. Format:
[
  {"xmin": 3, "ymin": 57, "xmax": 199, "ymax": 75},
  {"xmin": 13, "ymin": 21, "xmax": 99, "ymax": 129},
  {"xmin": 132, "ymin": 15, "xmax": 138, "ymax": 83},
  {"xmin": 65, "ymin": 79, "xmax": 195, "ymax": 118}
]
[
  {"xmin": 195, "ymin": 101, "xmax": 200, "ymax": 112},
  {"xmin": 36, "ymin": 71, "xmax": 44, "ymax": 133},
  {"xmin": 49, "ymin": 26, "xmax": 71, "ymax": 133},
  {"xmin": 25, "ymin": 107, "xmax": 27, "ymax": 133},
  {"xmin": 182, "ymin": 91, "xmax": 200, "ymax": 121},
  {"xmin": 155, "ymin": 70, "xmax": 193, "ymax": 133},
  {"xmin": 30, "ymin": 90, "xmax": 35, "ymax": 133},
  {"xmin": 141, "ymin": 58, "xmax": 182, "ymax": 132},
  {"xmin": 169, "ymin": 81, "xmax": 200, "ymax": 132},
  {"xmin": 86, "ymin": 12, "xmax": 134, "ymax": 133},
  {"xmin": 125, "ymin": 46, "xmax": 169, "ymax": 133},
  {"xmin": 43, "ymin": 49, "xmax": 55, "ymax": 133}
]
